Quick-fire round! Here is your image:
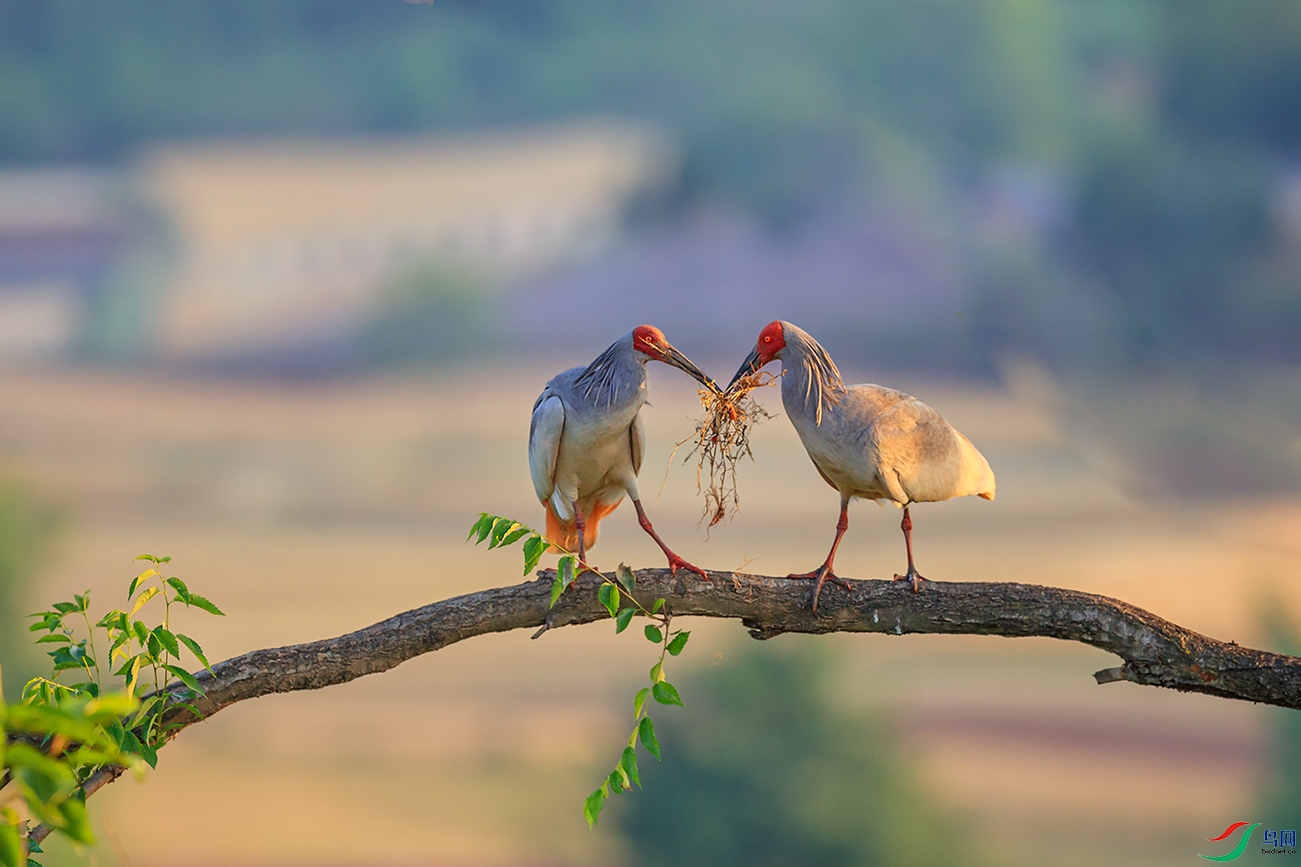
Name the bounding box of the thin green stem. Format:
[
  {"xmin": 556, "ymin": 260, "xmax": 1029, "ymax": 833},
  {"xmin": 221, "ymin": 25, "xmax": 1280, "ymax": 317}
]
[{"xmin": 79, "ymin": 609, "xmax": 100, "ymax": 690}]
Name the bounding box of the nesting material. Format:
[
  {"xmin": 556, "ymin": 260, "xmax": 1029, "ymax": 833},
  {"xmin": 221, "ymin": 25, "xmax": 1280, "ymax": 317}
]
[{"xmin": 676, "ymin": 372, "xmax": 776, "ymax": 526}]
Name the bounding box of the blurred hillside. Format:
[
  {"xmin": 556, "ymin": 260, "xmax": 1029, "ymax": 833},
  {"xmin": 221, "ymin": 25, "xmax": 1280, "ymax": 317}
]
[{"xmin": 1, "ymin": 0, "xmax": 1298, "ymax": 371}]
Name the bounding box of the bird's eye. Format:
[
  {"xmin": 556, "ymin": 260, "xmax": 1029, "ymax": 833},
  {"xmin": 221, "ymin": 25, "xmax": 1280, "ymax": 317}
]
[{"xmin": 763, "ymin": 336, "xmax": 771, "ymax": 343}]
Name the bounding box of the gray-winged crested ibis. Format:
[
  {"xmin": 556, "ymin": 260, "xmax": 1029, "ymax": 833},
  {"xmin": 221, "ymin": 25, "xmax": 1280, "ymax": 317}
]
[{"xmin": 530, "ymin": 325, "xmax": 715, "ymax": 577}]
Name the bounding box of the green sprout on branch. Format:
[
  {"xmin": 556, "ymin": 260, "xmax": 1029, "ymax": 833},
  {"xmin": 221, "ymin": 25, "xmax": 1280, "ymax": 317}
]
[
  {"xmin": 2, "ymin": 554, "xmax": 225, "ymax": 866},
  {"xmin": 469, "ymin": 514, "xmax": 691, "ymax": 828}
]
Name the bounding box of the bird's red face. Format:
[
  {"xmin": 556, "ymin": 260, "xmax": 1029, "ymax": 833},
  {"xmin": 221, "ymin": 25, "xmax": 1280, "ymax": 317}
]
[
  {"xmin": 728, "ymin": 321, "xmax": 786, "ymax": 388},
  {"xmin": 632, "ymin": 324, "xmax": 715, "ymax": 389},
  {"xmin": 754, "ymin": 320, "xmax": 787, "ymax": 365},
  {"xmin": 632, "ymin": 324, "xmax": 669, "ymax": 361}
]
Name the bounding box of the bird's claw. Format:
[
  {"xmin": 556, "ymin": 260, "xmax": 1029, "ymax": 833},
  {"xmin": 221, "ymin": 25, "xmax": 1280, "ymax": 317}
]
[
  {"xmin": 667, "ymin": 555, "xmax": 708, "ymax": 580},
  {"xmin": 788, "ymin": 566, "xmax": 850, "ymax": 613},
  {"xmin": 892, "ymin": 570, "xmax": 927, "ymax": 593}
]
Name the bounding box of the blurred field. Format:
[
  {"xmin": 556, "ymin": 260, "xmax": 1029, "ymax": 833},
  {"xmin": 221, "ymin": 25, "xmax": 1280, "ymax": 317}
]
[{"xmin": 3, "ymin": 363, "xmax": 1299, "ymax": 866}]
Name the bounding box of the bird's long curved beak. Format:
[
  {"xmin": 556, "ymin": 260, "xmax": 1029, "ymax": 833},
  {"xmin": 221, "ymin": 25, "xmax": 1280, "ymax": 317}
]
[
  {"xmin": 661, "ymin": 344, "xmax": 719, "ymax": 393},
  {"xmin": 728, "ymin": 347, "xmax": 764, "ymax": 390}
]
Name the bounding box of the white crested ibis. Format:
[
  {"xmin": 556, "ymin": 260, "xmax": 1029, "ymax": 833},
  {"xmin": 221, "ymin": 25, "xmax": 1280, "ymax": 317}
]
[
  {"xmin": 530, "ymin": 325, "xmax": 714, "ymax": 577},
  {"xmin": 730, "ymin": 320, "xmax": 995, "ymax": 608}
]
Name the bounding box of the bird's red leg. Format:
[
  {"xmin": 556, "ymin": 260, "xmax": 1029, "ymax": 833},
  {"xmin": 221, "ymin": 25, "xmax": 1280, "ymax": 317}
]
[
  {"xmin": 892, "ymin": 505, "xmax": 925, "ymax": 592},
  {"xmin": 789, "ymin": 498, "xmax": 852, "ymax": 612},
  {"xmin": 632, "ymin": 499, "xmax": 708, "ymax": 579},
  {"xmin": 572, "ymin": 501, "xmax": 597, "ymax": 574}
]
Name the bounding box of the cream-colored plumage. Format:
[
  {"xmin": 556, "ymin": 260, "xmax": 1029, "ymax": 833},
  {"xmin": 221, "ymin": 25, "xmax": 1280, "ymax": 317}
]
[{"xmin": 730, "ymin": 320, "xmax": 995, "ymax": 607}]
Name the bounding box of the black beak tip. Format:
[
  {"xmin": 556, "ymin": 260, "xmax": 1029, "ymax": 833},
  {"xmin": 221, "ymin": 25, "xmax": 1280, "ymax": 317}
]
[{"xmin": 728, "ymin": 350, "xmax": 762, "ymax": 390}]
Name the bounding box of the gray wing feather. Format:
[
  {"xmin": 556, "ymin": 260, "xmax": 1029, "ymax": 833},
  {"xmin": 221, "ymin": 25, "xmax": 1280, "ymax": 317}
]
[
  {"xmin": 528, "ymin": 394, "xmax": 565, "ymax": 504},
  {"xmin": 630, "ymin": 410, "xmax": 646, "ymax": 476}
]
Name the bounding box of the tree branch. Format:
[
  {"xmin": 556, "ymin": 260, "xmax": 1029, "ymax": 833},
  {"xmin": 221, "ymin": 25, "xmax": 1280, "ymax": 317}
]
[{"xmin": 27, "ymin": 567, "xmax": 1301, "ymax": 844}]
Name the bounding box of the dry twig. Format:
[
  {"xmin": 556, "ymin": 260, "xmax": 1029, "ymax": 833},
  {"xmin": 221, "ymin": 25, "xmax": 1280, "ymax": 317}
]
[{"xmin": 673, "ymin": 372, "xmax": 776, "ymax": 526}]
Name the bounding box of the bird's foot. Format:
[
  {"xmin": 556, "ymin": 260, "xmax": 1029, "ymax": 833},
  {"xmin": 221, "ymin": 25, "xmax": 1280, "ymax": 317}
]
[
  {"xmin": 788, "ymin": 565, "xmax": 850, "ymax": 612},
  {"xmin": 666, "ymin": 554, "xmax": 708, "ymax": 580},
  {"xmin": 892, "ymin": 569, "xmax": 927, "ymax": 593},
  {"xmin": 576, "ymin": 557, "xmax": 601, "ymax": 577}
]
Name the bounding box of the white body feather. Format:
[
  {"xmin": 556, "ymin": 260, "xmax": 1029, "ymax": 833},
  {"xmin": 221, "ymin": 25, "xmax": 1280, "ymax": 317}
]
[{"xmin": 777, "ymin": 323, "xmax": 995, "ymax": 507}]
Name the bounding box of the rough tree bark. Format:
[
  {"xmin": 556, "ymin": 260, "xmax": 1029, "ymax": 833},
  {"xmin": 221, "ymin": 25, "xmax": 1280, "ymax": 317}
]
[{"xmin": 27, "ymin": 566, "xmax": 1301, "ymax": 845}]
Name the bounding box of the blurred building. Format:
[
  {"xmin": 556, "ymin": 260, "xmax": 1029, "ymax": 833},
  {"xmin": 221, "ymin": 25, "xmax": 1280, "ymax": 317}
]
[
  {"xmin": 0, "ymin": 169, "xmax": 126, "ymax": 361},
  {"xmin": 141, "ymin": 123, "xmax": 672, "ymax": 361}
]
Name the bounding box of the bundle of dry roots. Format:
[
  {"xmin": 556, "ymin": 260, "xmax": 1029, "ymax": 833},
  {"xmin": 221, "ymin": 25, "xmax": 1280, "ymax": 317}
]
[{"xmin": 676, "ymin": 372, "xmax": 776, "ymax": 527}]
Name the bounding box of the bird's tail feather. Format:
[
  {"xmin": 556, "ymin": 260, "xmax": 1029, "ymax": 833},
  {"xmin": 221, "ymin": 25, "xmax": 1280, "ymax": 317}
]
[{"xmin": 545, "ymin": 498, "xmax": 623, "ymax": 553}]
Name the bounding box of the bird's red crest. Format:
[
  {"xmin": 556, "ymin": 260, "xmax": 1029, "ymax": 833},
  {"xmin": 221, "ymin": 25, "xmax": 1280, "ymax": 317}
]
[
  {"xmin": 632, "ymin": 324, "xmax": 666, "ymax": 359},
  {"xmin": 756, "ymin": 320, "xmax": 786, "ymax": 363}
]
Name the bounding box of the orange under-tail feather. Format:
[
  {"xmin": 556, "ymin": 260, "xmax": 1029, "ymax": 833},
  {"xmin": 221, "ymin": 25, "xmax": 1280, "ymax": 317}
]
[{"xmin": 544, "ymin": 499, "xmax": 623, "ymax": 553}]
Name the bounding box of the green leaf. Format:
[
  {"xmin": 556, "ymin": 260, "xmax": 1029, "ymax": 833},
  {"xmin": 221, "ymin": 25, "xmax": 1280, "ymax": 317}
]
[
  {"xmin": 62, "ymin": 799, "xmax": 93, "ymax": 845},
  {"xmin": 615, "ymin": 564, "xmax": 636, "ymax": 593},
  {"xmin": 652, "ymin": 681, "xmax": 684, "ymax": 706},
  {"xmin": 522, "ymin": 534, "xmax": 550, "ymax": 575},
  {"xmin": 52, "ymin": 601, "xmax": 78, "ymax": 615},
  {"xmin": 27, "ymin": 612, "xmax": 61, "ymax": 632},
  {"xmin": 666, "ymin": 631, "xmax": 690, "ymax": 656},
  {"xmin": 132, "ymin": 620, "xmax": 150, "ymax": 644},
  {"xmin": 608, "ymin": 767, "xmax": 629, "ymax": 794},
  {"xmin": 0, "ymin": 820, "xmax": 23, "ymax": 867},
  {"xmin": 638, "ymin": 716, "xmax": 660, "ymax": 759},
  {"xmin": 633, "ymin": 687, "xmax": 651, "ymax": 719},
  {"xmin": 488, "ymin": 519, "xmax": 519, "ymax": 549},
  {"xmin": 139, "ymin": 741, "xmax": 158, "ymax": 768},
  {"xmin": 152, "ymin": 626, "xmax": 180, "ymax": 658},
  {"xmin": 73, "ymin": 593, "xmax": 89, "ymax": 612},
  {"xmin": 134, "ymin": 554, "xmax": 159, "ymax": 563},
  {"xmin": 35, "ymin": 633, "xmax": 71, "ymax": 644},
  {"xmin": 124, "ymin": 655, "xmax": 144, "ymax": 697},
  {"xmin": 165, "ymin": 576, "xmax": 190, "ymax": 599},
  {"xmin": 145, "ymin": 631, "xmax": 163, "ymax": 661},
  {"xmin": 620, "ymin": 745, "xmax": 641, "ymax": 788},
  {"xmin": 583, "ymin": 787, "xmax": 606, "ymax": 829},
  {"xmin": 49, "ymin": 645, "xmax": 94, "ymax": 672},
  {"xmin": 549, "ymin": 574, "xmax": 564, "ymax": 609},
  {"xmin": 184, "ymin": 594, "xmax": 225, "ymax": 616},
  {"xmin": 177, "ymin": 634, "xmax": 213, "ymax": 674},
  {"xmin": 129, "ymin": 568, "xmax": 157, "ymax": 599},
  {"xmin": 500, "ymin": 525, "xmax": 530, "ymax": 547},
  {"xmin": 109, "ymin": 631, "xmax": 132, "ymax": 661},
  {"xmin": 651, "ymin": 598, "xmax": 665, "ymax": 614},
  {"xmin": 119, "ymin": 728, "xmax": 145, "ymax": 757},
  {"xmin": 130, "ymin": 585, "xmax": 159, "ymax": 616},
  {"xmin": 467, "ymin": 513, "xmax": 494, "ymax": 543},
  {"xmin": 649, "ymin": 661, "xmax": 663, "ymax": 683},
  {"xmin": 557, "ymin": 554, "xmax": 576, "ymax": 589},
  {"xmin": 615, "ymin": 607, "xmax": 635, "ymax": 634},
  {"xmin": 644, "ymin": 624, "xmax": 663, "ymax": 644},
  {"xmin": 157, "ymin": 556, "xmax": 172, "ymax": 564},
  {"xmin": 85, "ymin": 693, "xmax": 139, "ymax": 719},
  {"xmin": 96, "ymin": 609, "xmax": 127, "ymax": 629},
  {"xmin": 597, "ymin": 583, "xmax": 618, "ymax": 619},
  {"xmin": 162, "ymin": 664, "xmax": 205, "ymax": 696}
]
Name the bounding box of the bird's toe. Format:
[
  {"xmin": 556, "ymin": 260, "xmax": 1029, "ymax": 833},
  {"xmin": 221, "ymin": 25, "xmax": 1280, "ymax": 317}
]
[
  {"xmin": 798, "ymin": 566, "xmax": 849, "ymax": 613},
  {"xmin": 892, "ymin": 571, "xmax": 928, "ymax": 593},
  {"xmin": 668, "ymin": 556, "xmax": 708, "ymax": 580}
]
